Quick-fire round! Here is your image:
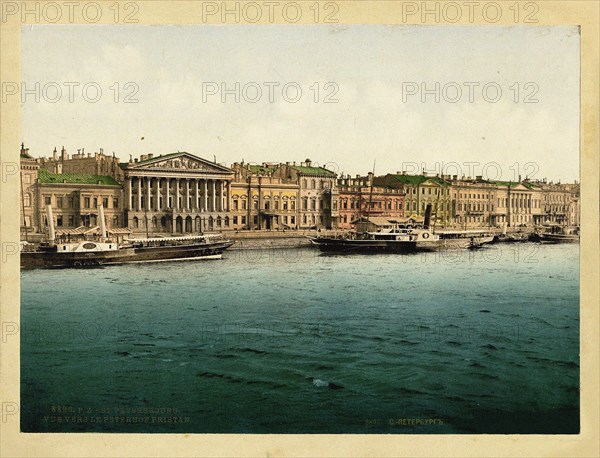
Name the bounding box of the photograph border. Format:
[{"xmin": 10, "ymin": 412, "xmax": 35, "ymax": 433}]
[{"xmin": 1, "ymin": 1, "xmax": 598, "ymax": 456}]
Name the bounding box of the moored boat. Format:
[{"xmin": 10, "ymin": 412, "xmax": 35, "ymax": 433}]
[
  {"xmin": 21, "ymin": 205, "xmax": 234, "ymax": 269},
  {"xmin": 308, "ymin": 205, "xmax": 495, "ymax": 253}
]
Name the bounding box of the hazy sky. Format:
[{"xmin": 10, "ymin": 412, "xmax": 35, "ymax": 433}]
[{"xmin": 21, "ymin": 25, "xmax": 580, "ymax": 182}]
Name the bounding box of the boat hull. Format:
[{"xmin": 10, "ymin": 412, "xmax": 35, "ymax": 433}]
[
  {"xmin": 309, "ymin": 234, "xmax": 495, "ymax": 253},
  {"xmin": 309, "ymin": 237, "xmax": 442, "ymax": 253},
  {"xmin": 21, "ymin": 240, "xmax": 234, "ymax": 269}
]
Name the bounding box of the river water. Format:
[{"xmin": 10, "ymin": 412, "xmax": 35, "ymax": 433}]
[{"xmin": 21, "ymin": 243, "xmax": 579, "ymax": 433}]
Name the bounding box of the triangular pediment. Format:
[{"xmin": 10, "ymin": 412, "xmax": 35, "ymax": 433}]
[
  {"xmin": 127, "ymin": 152, "xmax": 232, "ymax": 173},
  {"xmin": 511, "ymin": 183, "xmax": 531, "ymax": 191}
]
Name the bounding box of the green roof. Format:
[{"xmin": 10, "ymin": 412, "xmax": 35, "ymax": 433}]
[
  {"xmin": 38, "ymin": 169, "xmax": 120, "ymax": 186},
  {"xmin": 383, "ymin": 174, "xmax": 450, "ymax": 186},
  {"xmin": 248, "ymin": 164, "xmax": 279, "ymax": 175},
  {"xmin": 290, "ymin": 165, "xmax": 336, "ymax": 176}
]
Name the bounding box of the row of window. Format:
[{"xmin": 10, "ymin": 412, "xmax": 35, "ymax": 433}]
[
  {"xmin": 27, "ymin": 195, "xmax": 120, "ymax": 210},
  {"xmin": 341, "ymin": 200, "xmax": 403, "ymax": 210},
  {"xmin": 232, "ymin": 199, "xmax": 297, "ymax": 211},
  {"xmin": 301, "ymin": 179, "xmax": 333, "ymax": 190},
  {"xmin": 41, "ymin": 215, "xmax": 120, "ymax": 227}
]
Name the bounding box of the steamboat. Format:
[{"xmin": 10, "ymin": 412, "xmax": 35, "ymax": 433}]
[
  {"xmin": 21, "ymin": 205, "xmax": 234, "ymax": 269},
  {"xmin": 308, "ymin": 205, "xmax": 494, "ymax": 253}
]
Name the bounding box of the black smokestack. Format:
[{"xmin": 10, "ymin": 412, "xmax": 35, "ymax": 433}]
[{"xmin": 424, "ymin": 204, "xmax": 432, "ymax": 229}]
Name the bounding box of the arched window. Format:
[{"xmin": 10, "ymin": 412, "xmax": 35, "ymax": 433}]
[
  {"xmin": 311, "ymin": 179, "xmax": 316, "ymax": 189},
  {"xmin": 23, "ymin": 193, "xmax": 31, "ymax": 207},
  {"xmin": 302, "ymin": 179, "xmax": 307, "ymax": 188}
]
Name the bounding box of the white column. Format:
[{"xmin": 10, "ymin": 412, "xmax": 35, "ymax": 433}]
[
  {"xmin": 185, "ymin": 179, "xmax": 190, "ymax": 211},
  {"xmin": 137, "ymin": 177, "xmax": 142, "ymax": 211},
  {"xmin": 211, "ymin": 180, "xmax": 217, "ymax": 212},
  {"xmin": 154, "ymin": 177, "xmax": 159, "ymax": 211},
  {"xmin": 195, "ymin": 179, "xmax": 199, "ymax": 210},
  {"xmin": 175, "ymin": 178, "xmax": 180, "ymax": 210},
  {"xmin": 127, "ymin": 178, "xmax": 132, "ymax": 210},
  {"xmin": 164, "ymin": 178, "xmax": 169, "ymax": 209},
  {"xmin": 146, "ymin": 177, "xmax": 151, "ymax": 211},
  {"xmin": 203, "ymin": 180, "xmax": 208, "ymax": 212}
]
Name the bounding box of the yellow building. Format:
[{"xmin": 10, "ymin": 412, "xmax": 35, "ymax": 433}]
[
  {"xmin": 230, "ymin": 163, "xmax": 299, "ymax": 230},
  {"xmin": 374, "ymin": 172, "xmax": 451, "ymax": 226},
  {"xmin": 19, "ymin": 144, "xmax": 124, "ymax": 240}
]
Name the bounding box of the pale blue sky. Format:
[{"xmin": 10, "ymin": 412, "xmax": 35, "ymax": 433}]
[{"xmin": 21, "ymin": 25, "xmax": 580, "ymax": 181}]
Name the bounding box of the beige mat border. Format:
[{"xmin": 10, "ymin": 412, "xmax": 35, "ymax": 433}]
[{"xmin": 1, "ymin": 1, "xmax": 598, "ymax": 456}]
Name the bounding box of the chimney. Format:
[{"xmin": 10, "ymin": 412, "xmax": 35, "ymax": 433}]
[
  {"xmin": 148, "ymin": 153, "xmax": 153, "ymax": 159},
  {"xmin": 140, "ymin": 154, "xmax": 147, "ymax": 161},
  {"xmin": 305, "ymin": 158, "xmax": 312, "ymax": 167},
  {"xmin": 87, "ymin": 152, "xmax": 91, "ymax": 158},
  {"xmin": 53, "ymin": 147, "xmax": 58, "ymax": 160},
  {"xmin": 476, "ymin": 175, "xmax": 482, "ymax": 180},
  {"xmin": 20, "ymin": 142, "xmax": 25, "ymax": 155},
  {"xmin": 518, "ymin": 174, "xmax": 522, "ymax": 182},
  {"xmin": 134, "ymin": 158, "xmax": 138, "ymax": 163}
]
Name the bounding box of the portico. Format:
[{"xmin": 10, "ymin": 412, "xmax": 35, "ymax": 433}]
[{"xmin": 121, "ymin": 152, "xmax": 233, "ymax": 234}]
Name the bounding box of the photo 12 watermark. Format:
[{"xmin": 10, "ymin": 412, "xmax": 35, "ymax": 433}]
[
  {"xmin": 1, "ymin": 82, "xmax": 140, "ymax": 104},
  {"xmin": 201, "ymin": 81, "xmax": 339, "ymax": 104},
  {"xmin": 402, "ymin": 82, "xmax": 539, "ymax": 104},
  {"xmin": 400, "ymin": 1, "xmax": 540, "ymax": 24},
  {"xmin": 1, "ymin": 1, "xmax": 140, "ymax": 23}
]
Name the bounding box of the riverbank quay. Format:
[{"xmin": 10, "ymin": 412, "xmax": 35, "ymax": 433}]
[
  {"xmin": 20, "ymin": 227, "xmax": 538, "ymax": 252},
  {"xmin": 227, "ymin": 230, "xmax": 336, "ymax": 250}
]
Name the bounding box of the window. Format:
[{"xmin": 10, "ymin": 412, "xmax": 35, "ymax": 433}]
[
  {"xmin": 253, "ymin": 200, "xmax": 258, "ymax": 210},
  {"xmin": 290, "ymin": 216, "xmax": 295, "ymax": 224},
  {"xmin": 113, "ymin": 198, "xmax": 119, "ymax": 209},
  {"xmin": 68, "ymin": 216, "xmax": 74, "ymax": 226},
  {"xmin": 24, "ymin": 193, "xmax": 31, "ymax": 207},
  {"xmin": 311, "ymin": 179, "xmax": 316, "ymax": 189},
  {"xmin": 93, "ymin": 198, "xmax": 98, "ymax": 208},
  {"xmin": 264, "ymin": 201, "xmax": 270, "ymax": 210},
  {"xmin": 56, "ymin": 197, "xmax": 63, "ymax": 208},
  {"xmin": 57, "ymin": 216, "xmax": 63, "ymax": 226},
  {"xmin": 23, "ymin": 174, "xmax": 31, "ymax": 184},
  {"xmin": 253, "ymin": 216, "xmax": 258, "ymax": 225},
  {"xmin": 225, "ymin": 217, "xmax": 230, "ymax": 227},
  {"xmin": 302, "ymin": 198, "xmax": 308, "ymax": 211},
  {"xmin": 302, "ymin": 179, "xmax": 307, "ymax": 188},
  {"xmin": 44, "ymin": 196, "xmax": 51, "ymax": 206},
  {"xmin": 310, "ymin": 199, "xmax": 316, "ymax": 210},
  {"xmin": 283, "ymin": 201, "xmax": 288, "ymax": 210},
  {"xmin": 291, "ymin": 201, "xmax": 296, "ymax": 210},
  {"xmin": 103, "ymin": 197, "xmax": 109, "ymax": 208},
  {"xmin": 241, "ymin": 216, "xmax": 246, "ymax": 224},
  {"xmin": 242, "ymin": 200, "xmax": 247, "ymax": 210},
  {"xmin": 233, "ymin": 216, "xmax": 238, "ymax": 225},
  {"xmin": 274, "ymin": 200, "xmax": 279, "ymax": 210},
  {"xmin": 233, "ymin": 200, "xmax": 239, "ymax": 210}
]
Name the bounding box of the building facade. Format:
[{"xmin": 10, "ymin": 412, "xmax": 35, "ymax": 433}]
[
  {"xmin": 19, "ymin": 145, "xmax": 123, "ymax": 239},
  {"xmin": 120, "ymin": 152, "xmax": 234, "ymax": 235},
  {"xmin": 336, "ymin": 174, "xmax": 405, "ymax": 230},
  {"xmin": 275, "ymin": 159, "xmax": 338, "ymax": 229},
  {"xmin": 230, "ymin": 163, "xmax": 299, "ymax": 231},
  {"xmin": 374, "ymin": 172, "xmax": 452, "ymax": 227}
]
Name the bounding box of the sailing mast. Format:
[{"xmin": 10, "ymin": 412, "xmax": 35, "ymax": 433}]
[{"xmin": 366, "ymin": 159, "xmax": 376, "ymax": 225}]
